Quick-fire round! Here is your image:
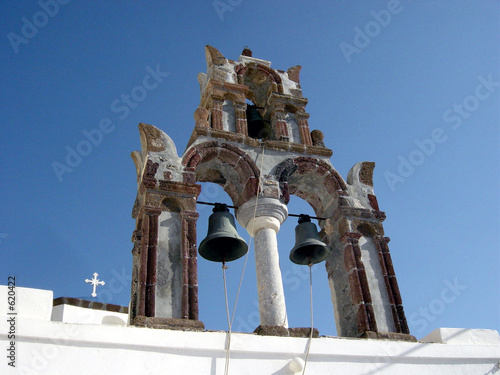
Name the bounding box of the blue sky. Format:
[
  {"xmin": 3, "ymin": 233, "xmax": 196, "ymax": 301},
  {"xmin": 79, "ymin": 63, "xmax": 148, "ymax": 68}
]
[{"xmin": 1, "ymin": 1, "xmax": 498, "ymax": 339}]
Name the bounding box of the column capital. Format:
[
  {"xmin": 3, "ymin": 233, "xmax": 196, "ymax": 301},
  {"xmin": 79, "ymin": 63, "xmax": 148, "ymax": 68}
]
[
  {"xmin": 246, "ymin": 216, "xmax": 281, "ymax": 236},
  {"xmin": 374, "ymin": 235, "xmax": 391, "ymax": 244},
  {"xmin": 236, "ymin": 197, "xmax": 288, "ymax": 236},
  {"xmin": 340, "ymin": 232, "xmax": 362, "ymax": 242},
  {"xmin": 144, "ymin": 206, "xmax": 162, "ymax": 217}
]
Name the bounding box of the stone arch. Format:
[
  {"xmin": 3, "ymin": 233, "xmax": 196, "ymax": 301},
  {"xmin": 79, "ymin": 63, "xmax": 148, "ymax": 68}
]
[
  {"xmin": 162, "ymin": 197, "xmax": 182, "ymax": 213},
  {"xmin": 276, "ymin": 156, "xmax": 347, "ymax": 218},
  {"xmin": 236, "ymin": 63, "xmax": 284, "ymax": 107},
  {"xmin": 256, "ymin": 64, "xmax": 282, "ymax": 86},
  {"xmin": 357, "ymin": 223, "xmax": 377, "ymax": 237},
  {"xmin": 235, "ymin": 64, "xmax": 282, "ymax": 86},
  {"xmin": 284, "ymin": 103, "xmax": 302, "ymax": 114},
  {"xmin": 223, "ymin": 91, "xmax": 245, "ymax": 103},
  {"xmin": 182, "ymin": 142, "xmax": 260, "ymax": 207}
]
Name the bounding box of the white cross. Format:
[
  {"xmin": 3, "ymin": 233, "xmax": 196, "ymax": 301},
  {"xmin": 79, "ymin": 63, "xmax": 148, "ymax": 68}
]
[{"xmin": 85, "ymin": 272, "xmax": 105, "ymax": 297}]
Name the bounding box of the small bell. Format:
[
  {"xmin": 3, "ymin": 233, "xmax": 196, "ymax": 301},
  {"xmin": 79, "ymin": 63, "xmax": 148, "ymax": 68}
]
[
  {"xmin": 289, "ymin": 215, "xmax": 330, "ymax": 265},
  {"xmin": 199, "ymin": 203, "xmax": 248, "ymax": 263},
  {"xmin": 246, "ymin": 105, "xmax": 271, "ymax": 139}
]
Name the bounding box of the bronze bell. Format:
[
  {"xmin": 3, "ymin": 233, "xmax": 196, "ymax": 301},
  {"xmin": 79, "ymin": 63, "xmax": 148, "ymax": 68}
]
[
  {"xmin": 198, "ymin": 203, "xmax": 248, "ymax": 263},
  {"xmin": 246, "ymin": 105, "xmax": 271, "ymax": 139},
  {"xmin": 289, "ymin": 215, "xmax": 330, "ymax": 265}
]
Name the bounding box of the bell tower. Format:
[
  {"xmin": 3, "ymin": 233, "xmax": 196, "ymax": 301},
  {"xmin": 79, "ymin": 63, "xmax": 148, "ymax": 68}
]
[{"xmin": 128, "ymin": 46, "xmax": 415, "ymax": 340}]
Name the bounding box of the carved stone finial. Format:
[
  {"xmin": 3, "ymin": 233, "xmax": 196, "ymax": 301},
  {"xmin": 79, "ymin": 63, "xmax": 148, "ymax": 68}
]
[
  {"xmin": 347, "ymin": 161, "xmax": 375, "ymax": 187},
  {"xmin": 194, "ymin": 107, "xmax": 209, "ymax": 127},
  {"xmin": 287, "ymin": 65, "xmax": 302, "ymax": 83},
  {"xmin": 205, "ymin": 45, "xmax": 227, "ymax": 66},
  {"xmin": 242, "ymin": 46, "xmax": 252, "ymax": 57},
  {"xmin": 311, "ymin": 129, "xmax": 325, "ymax": 147}
]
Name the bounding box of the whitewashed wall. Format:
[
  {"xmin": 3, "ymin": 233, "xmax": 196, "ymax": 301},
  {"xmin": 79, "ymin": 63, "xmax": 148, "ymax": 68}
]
[{"xmin": 1, "ymin": 286, "xmax": 499, "ymax": 375}]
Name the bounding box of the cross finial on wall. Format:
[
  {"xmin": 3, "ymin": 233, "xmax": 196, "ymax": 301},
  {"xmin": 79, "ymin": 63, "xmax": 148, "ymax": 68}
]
[{"xmin": 85, "ymin": 272, "xmax": 105, "ymax": 298}]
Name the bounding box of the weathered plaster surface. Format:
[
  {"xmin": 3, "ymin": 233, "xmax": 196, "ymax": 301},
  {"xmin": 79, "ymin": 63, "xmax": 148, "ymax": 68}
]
[
  {"xmin": 359, "ymin": 235, "xmax": 395, "ymax": 332},
  {"xmin": 156, "ymin": 211, "xmax": 182, "ymax": 319},
  {"xmin": 2, "ymin": 289, "xmax": 499, "ymax": 375}
]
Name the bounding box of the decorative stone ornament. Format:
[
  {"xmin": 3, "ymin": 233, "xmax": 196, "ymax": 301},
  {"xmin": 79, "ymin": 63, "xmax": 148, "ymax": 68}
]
[{"xmin": 128, "ymin": 46, "xmax": 415, "ymax": 341}]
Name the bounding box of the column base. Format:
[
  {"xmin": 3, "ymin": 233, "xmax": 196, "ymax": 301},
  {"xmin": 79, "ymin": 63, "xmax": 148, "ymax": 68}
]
[
  {"xmin": 288, "ymin": 327, "xmax": 320, "ymax": 338},
  {"xmin": 254, "ymin": 325, "xmax": 290, "ymax": 337},
  {"xmin": 254, "ymin": 326, "xmax": 321, "ymax": 337},
  {"xmin": 359, "ymin": 331, "xmax": 417, "ymax": 342},
  {"xmin": 133, "ymin": 316, "xmax": 205, "ymax": 331}
]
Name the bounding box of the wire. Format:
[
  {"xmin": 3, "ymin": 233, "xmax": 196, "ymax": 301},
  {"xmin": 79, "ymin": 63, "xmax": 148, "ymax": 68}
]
[
  {"xmin": 229, "ymin": 144, "xmax": 266, "ymax": 327},
  {"xmin": 222, "ymin": 261, "xmax": 231, "ymax": 375},
  {"xmin": 223, "ymin": 144, "xmax": 266, "ymax": 375},
  {"xmin": 230, "ymin": 237, "xmax": 252, "ymax": 326},
  {"xmin": 197, "ymin": 201, "xmax": 325, "ymax": 221},
  {"xmin": 302, "ymin": 263, "xmax": 314, "ymax": 375}
]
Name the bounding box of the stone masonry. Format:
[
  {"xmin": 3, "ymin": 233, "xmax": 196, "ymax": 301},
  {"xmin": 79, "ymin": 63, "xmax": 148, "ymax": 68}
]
[{"xmin": 128, "ymin": 46, "xmax": 414, "ymax": 340}]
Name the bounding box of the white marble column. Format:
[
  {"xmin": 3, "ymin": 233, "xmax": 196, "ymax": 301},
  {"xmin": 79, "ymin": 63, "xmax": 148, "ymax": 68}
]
[{"xmin": 237, "ymin": 197, "xmax": 288, "ymax": 328}]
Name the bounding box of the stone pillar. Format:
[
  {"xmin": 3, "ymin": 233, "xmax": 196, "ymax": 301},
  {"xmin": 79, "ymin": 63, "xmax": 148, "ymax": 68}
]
[
  {"xmin": 272, "ymin": 107, "xmax": 289, "ymax": 141},
  {"xmin": 237, "ymin": 197, "xmax": 288, "ymax": 331},
  {"xmin": 129, "ymin": 229, "xmax": 141, "ymax": 322},
  {"xmin": 137, "ymin": 214, "xmax": 149, "ymax": 317},
  {"xmin": 210, "ymin": 96, "xmax": 224, "ymax": 130},
  {"xmin": 296, "ymin": 114, "xmax": 312, "ymax": 146},
  {"xmin": 145, "ymin": 208, "xmax": 161, "ymax": 317},
  {"xmin": 138, "ymin": 206, "xmax": 161, "ymax": 317},
  {"xmin": 181, "ymin": 211, "xmax": 200, "ymax": 320},
  {"xmin": 341, "ymin": 232, "xmax": 377, "ymax": 333},
  {"xmin": 374, "ymin": 235, "xmax": 410, "ymax": 334},
  {"xmin": 234, "ymin": 101, "xmax": 248, "ymax": 136}
]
